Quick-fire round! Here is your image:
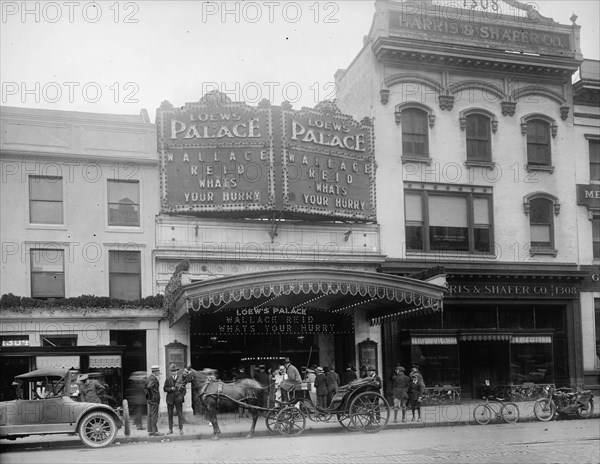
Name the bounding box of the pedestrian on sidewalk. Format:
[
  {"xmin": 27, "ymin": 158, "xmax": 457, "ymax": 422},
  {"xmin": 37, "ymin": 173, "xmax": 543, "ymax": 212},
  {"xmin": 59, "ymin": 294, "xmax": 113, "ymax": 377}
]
[
  {"xmin": 145, "ymin": 365, "xmax": 163, "ymax": 436},
  {"xmin": 163, "ymin": 364, "xmax": 185, "ymax": 435},
  {"xmin": 305, "ymin": 364, "xmax": 317, "ymax": 404},
  {"xmin": 78, "ymin": 374, "xmax": 105, "ymax": 404},
  {"xmin": 325, "ymin": 366, "xmax": 340, "ymax": 406},
  {"xmin": 392, "ymin": 364, "xmax": 410, "ymax": 422},
  {"xmin": 408, "ymin": 371, "xmax": 424, "ymax": 422},
  {"xmin": 273, "ymin": 365, "xmax": 288, "ymax": 404},
  {"xmin": 342, "ymin": 363, "xmax": 357, "ymax": 385},
  {"xmin": 314, "ymin": 367, "xmax": 329, "ymax": 409},
  {"xmin": 126, "ymin": 371, "xmax": 147, "ymax": 430}
]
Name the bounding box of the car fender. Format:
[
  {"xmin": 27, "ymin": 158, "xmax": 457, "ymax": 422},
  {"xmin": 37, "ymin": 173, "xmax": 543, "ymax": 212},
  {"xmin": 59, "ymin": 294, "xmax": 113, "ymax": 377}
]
[{"xmin": 75, "ymin": 403, "xmax": 122, "ymax": 431}]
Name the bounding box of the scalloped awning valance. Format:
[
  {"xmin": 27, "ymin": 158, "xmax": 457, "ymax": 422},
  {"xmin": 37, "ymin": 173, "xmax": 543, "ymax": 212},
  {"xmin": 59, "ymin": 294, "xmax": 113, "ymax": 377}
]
[
  {"xmin": 175, "ymin": 268, "xmax": 445, "ymax": 326},
  {"xmin": 89, "ymin": 355, "xmax": 122, "ymax": 369}
]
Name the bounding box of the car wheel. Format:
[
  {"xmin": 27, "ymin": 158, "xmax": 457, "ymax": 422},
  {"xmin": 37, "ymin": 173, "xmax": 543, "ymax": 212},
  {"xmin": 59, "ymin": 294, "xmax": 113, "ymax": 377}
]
[{"xmin": 78, "ymin": 411, "xmax": 118, "ymax": 448}]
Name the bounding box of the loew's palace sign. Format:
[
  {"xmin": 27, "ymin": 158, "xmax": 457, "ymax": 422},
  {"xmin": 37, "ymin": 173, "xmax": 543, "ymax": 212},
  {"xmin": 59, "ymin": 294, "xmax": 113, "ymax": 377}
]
[{"xmin": 157, "ymin": 94, "xmax": 375, "ymax": 221}]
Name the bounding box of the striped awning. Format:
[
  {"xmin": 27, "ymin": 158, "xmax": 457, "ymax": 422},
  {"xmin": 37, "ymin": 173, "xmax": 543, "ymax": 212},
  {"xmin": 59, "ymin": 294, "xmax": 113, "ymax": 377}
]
[
  {"xmin": 89, "ymin": 355, "xmax": 122, "ymax": 368},
  {"xmin": 411, "ymin": 336, "xmax": 457, "ymax": 345},
  {"xmin": 36, "ymin": 355, "xmax": 80, "ymax": 369},
  {"xmin": 459, "ymin": 333, "xmax": 512, "ymax": 342},
  {"xmin": 511, "ymin": 335, "xmax": 552, "ymax": 344}
]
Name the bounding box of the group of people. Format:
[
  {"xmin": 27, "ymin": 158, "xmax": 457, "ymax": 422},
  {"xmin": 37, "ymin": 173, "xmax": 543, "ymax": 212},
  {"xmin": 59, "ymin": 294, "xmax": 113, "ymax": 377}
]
[
  {"xmin": 391, "ymin": 364, "xmax": 426, "ymax": 422},
  {"xmin": 143, "ymin": 364, "xmax": 186, "ymax": 437}
]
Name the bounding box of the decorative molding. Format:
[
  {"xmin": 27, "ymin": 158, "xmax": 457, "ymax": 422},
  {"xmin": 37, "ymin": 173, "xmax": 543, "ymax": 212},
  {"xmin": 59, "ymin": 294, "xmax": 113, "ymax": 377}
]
[
  {"xmin": 428, "ymin": 114, "xmax": 436, "ymax": 129},
  {"xmin": 560, "ymin": 106, "xmax": 570, "ymax": 121},
  {"xmin": 525, "ymin": 164, "xmax": 555, "ymax": 174},
  {"xmin": 438, "ymin": 95, "xmax": 455, "ymax": 111},
  {"xmin": 501, "ymin": 102, "xmax": 517, "ymax": 117},
  {"xmin": 458, "ymin": 109, "xmax": 498, "ymax": 134},
  {"xmin": 523, "ymin": 192, "xmax": 561, "ymax": 216},
  {"xmin": 380, "ymin": 89, "xmax": 390, "ymax": 105}
]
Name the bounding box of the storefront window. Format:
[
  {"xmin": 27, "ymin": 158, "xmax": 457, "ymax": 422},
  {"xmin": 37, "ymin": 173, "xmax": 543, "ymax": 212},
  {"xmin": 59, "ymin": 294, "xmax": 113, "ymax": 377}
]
[
  {"xmin": 411, "ymin": 344, "xmax": 459, "ymax": 386},
  {"xmin": 510, "ymin": 343, "xmax": 554, "ymax": 384},
  {"xmin": 535, "ymin": 306, "xmax": 565, "ymax": 330},
  {"xmin": 498, "ymin": 306, "xmax": 534, "ymax": 329},
  {"xmin": 443, "ymin": 306, "xmax": 496, "ymax": 329}
]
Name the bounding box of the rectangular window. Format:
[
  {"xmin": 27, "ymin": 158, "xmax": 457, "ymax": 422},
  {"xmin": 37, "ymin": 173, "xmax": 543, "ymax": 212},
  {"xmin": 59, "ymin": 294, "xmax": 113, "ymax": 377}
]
[
  {"xmin": 590, "ymin": 139, "xmax": 600, "ymax": 182},
  {"xmin": 108, "ymin": 180, "xmax": 140, "ymax": 226},
  {"xmin": 527, "ymin": 121, "xmax": 551, "ymax": 166},
  {"xmin": 30, "ymin": 249, "xmax": 65, "ymax": 298},
  {"xmin": 404, "ymin": 189, "xmax": 492, "ymax": 253},
  {"xmin": 41, "ymin": 335, "xmax": 77, "ymax": 347},
  {"xmin": 29, "ymin": 176, "xmax": 63, "ymax": 224},
  {"xmin": 593, "ymin": 215, "xmax": 600, "ymax": 260},
  {"xmin": 529, "ymin": 198, "xmax": 553, "ymax": 249},
  {"xmin": 109, "ymin": 250, "xmax": 141, "ymax": 300},
  {"xmin": 466, "ymin": 114, "xmax": 491, "ymax": 161},
  {"xmin": 402, "ymin": 108, "xmax": 429, "ymax": 157}
]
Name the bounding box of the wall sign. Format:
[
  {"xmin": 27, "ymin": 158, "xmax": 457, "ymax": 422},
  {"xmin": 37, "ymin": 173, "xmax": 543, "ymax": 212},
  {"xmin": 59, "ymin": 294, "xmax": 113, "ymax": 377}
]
[
  {"xmin": 576, "ymin": 184, "xmax": 600, "ymax": 209},
  {"xmin": 193, "ymin": 308, "xmax": 353, "ymax": 335},
  {"xmin": 447, "ymin": 281, "xmax": 580, "ymax": 298},
  {"xmin": 157, "ymin": 94, "xmax": 376, "ymax": 221}
]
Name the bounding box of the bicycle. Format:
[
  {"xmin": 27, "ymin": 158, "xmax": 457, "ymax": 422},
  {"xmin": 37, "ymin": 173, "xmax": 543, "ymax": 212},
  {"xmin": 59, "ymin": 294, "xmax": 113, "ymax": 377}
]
[{"xmin": 473, "ymin": 395, "xmax": 520, "ymax": 425}]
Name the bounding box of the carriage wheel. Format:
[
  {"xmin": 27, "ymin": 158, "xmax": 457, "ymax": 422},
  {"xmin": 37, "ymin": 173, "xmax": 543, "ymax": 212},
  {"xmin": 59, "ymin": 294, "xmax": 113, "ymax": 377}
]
[
  {"xmin": 337, "ymin": 412, "xmax": 358, "ymax": 432},
  {"xmin": 348, "ymin": 392, "xmax": 390, "ymax": 433},
  {"xmin": 265, "ymin": 409, "xmax": 281, "ymax": 436},
  {"xmin": 275, "ymin": 406, "xmax": 306, "ymax": 437}
]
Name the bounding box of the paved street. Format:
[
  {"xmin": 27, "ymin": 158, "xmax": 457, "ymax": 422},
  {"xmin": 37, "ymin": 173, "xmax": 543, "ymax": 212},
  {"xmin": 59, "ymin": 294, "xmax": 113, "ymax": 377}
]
[{"xmin": 2, "ymin": 418, "xmax": 598, "ymax": 464}]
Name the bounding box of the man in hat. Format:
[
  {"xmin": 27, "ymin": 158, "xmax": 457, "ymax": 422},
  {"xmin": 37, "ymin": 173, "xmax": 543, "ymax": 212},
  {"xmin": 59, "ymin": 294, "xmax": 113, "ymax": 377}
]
[
  {"xmin": 281, "ymin": 357, "xmax": 301, "ymax": 401},
  {"xmin": 145, "ymin": 365, "xmax": 163, "ymax": 436},
  {"xmin": 392, "ymin": 364, "xmax": 410, "ymax": 422},
  {"xmin": 342, "ymin": 362, "xmax": 357, "ymax": 386},
  {"xmin": 78, "ymin": 374, "xmax": 105, "ymax": 404},
  {"xmin": 163, "ymin": 363, "xmax": 185, "ymax": 435},
  {"xmin": 313, "ymin": 367, "xmax": 329, "ymax": 408}
]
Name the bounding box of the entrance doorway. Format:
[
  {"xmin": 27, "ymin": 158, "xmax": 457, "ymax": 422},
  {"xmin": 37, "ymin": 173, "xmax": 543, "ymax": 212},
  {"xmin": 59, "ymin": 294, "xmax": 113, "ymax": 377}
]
[{"xmin": 459, "ymin": 341, "xmax": 510, "ymax": 399}]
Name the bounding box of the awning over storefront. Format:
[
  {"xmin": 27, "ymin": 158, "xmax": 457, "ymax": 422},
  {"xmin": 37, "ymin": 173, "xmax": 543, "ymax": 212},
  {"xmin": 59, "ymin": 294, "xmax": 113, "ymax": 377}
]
[
  {"xmin": 511, "ymin": 335, "xmax": 552, "ymax": 344},
  {"xmin": 36, "ymin": 355, "xmax": 80, "ymax": 369},
  {"xmin": 171, "ymin": 268, "xmax": 446, "ymax": 326},
  {"xmin": 410, "ymin": 336, "xmax": 457, "ymax": 345},
  {"xmin": 89, "ymin": 354, "xmax": 122, "ymax": 368}
]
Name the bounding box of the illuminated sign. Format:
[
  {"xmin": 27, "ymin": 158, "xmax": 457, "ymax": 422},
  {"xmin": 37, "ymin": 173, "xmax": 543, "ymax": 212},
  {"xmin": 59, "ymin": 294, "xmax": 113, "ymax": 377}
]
[
  {"xmin": 194, "ymin": 308, "xmax": 353, "ymax": 335},
  {"xmin": 158, "ymin": 100, "xmax": 275, "ymax": 214},
  {"xmin": 282, "ymin": 108, "xmax": 375, "ymax": 221},
  {"xmin": 157, "ymin": 94, "xmax": 376, "ymax": 221}
]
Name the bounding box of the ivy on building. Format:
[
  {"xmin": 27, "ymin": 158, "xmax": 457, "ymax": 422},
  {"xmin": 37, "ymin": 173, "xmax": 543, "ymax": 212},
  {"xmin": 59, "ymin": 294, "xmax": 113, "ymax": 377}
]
[{"xmin": 0, "ymin": 293, "xmax": 164, "ymax": 314}]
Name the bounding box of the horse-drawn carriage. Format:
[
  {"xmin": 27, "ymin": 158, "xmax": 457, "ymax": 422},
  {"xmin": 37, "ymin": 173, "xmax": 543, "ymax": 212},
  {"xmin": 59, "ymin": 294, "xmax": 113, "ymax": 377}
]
[
  {"xmin": 266, "ymin": 377, "xmax": 390, "ymax": 436},
  {"xmin": 180, "ymin": 367, "xmax": 390, "ymax": 439}
]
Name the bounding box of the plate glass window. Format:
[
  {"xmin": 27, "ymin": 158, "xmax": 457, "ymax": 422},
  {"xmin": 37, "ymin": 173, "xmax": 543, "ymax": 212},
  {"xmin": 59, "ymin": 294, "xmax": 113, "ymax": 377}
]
[
  {"xmin": 404, "ymin": 190, "xmax": 492, "ymax": 253},
  {"xmin": 526, "ymin": 120, "xmax": 551, "ymax": 166},
  {"xmin": 593, "ymin": 214, "xmax": 600, "ymax": 260},
  {"xmin": 108, "ymin": 180, "xmax": 140, "ymax": 226},
  {"xmin": 30, "ymin": 249, "xmax": 65, "ymax": 298},
  {"xmin": 109, "ymin": 250, "xmax": 141, "ymax": 300},
  {"xmin": 29, "ymin": 176, "xmax": 63, "ymax": 224},
  {"xmin": 466, "ymin": 114, "xmax": 491, "ymax": 162},
  {"xmin": 529, "ymin": 198, "xmax": 553, "ymax": 249},
  {"xmin": 402, "ymin": 108, "xmax": 428, "ymax": 157}
]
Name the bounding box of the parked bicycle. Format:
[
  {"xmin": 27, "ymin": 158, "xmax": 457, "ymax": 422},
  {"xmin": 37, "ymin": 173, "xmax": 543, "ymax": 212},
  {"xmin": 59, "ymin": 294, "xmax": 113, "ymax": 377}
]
[{"xmin": 473, "ymin": 395, "xmax": 520, "ymax": 425}]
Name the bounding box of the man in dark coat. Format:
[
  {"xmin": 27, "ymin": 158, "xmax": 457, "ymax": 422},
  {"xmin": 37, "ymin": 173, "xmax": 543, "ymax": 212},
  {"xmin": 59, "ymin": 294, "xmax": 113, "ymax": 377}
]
[
  {"xmin": 78, "ymin": 374, "xmax": 105, "ymax": 403},
  {"xmin": 342, "ymin": 363, "xmax": 357, "ymax": 385},
  {"xmin": 391, "ymin": 365, "xmax": 410, "ymax": 422},
  {"xmin": 126, "ymin": 371, "xmax": 147, "ymax": 430},
  {"xmin": 325, "ymin": 366, "xmax": 340, "ymax": 406},
  {"xmin": 145, "ymin": 365, "xmax": 163, "ymax": 436},
  {"xmin": 254, "ymin": 365, "xmax": 270, "ymax": 407},
  {"xmin": 163, "ymin": 364, "xmax": 185, "ymax": 435}
]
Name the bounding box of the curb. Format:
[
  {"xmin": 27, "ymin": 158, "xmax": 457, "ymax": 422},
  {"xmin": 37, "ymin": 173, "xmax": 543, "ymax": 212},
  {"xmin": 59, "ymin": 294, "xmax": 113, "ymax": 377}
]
[{"xmin": 3, "ymin": 411, "xmax": 598, "ymax": 451}]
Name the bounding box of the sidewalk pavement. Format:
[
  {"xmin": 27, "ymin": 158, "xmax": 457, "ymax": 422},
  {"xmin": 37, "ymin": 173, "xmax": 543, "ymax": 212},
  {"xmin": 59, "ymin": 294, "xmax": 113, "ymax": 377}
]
[{"xmin": 3, "ymin": 400, "xmax": 598, "ymax": 450}]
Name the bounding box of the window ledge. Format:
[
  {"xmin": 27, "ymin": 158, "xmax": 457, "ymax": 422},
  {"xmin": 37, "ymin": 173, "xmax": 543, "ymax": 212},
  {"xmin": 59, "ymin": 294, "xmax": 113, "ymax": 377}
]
[
  {"xmin": 529, "ymin": 248, "xmax": 558, "ymax": 257},
  {"xmin": 525, "ymin": 164, "xmax": 555, "ymax": 173},
  {"xmin": 465, "ymin": 160, "xmax": 496, "ymax": 170},
  {"xmin": 106, "ymin": 226, "xmax": 144, "ymax": 234},
  {"xmin": 402, "ymin": 156, "xmax": 432, "ymax": 165},
  {"xmin": 27, "ymin": 224, "xmax": 67, "ymax": 231}
]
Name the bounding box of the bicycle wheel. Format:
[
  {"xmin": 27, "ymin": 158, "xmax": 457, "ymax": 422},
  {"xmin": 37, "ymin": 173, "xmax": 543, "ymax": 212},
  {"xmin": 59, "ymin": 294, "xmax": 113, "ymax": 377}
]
[
  {"xmin": 533, "ymin": 399, "xmax": 555, "ymax": 422},
  {"xmin": 473, "ymin": 404, "xmax": 491, "ymax": 425},
  {"xmin": 501, "ymin": 402, "xmax": 519, "ymax": 423}
]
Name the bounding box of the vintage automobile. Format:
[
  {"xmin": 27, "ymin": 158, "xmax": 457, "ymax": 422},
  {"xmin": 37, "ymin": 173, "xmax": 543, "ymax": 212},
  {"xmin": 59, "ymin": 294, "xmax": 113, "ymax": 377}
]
[{"xmin": 0, "ymin": 368, "xmax": 130, "ymax": 448}]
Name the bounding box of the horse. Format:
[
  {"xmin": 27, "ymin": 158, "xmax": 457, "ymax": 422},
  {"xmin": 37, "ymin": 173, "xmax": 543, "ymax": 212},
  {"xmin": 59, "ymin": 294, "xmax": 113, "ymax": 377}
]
[{"xmin": 179, "ymin": 367, "xmax": 265, "ymax": 440}]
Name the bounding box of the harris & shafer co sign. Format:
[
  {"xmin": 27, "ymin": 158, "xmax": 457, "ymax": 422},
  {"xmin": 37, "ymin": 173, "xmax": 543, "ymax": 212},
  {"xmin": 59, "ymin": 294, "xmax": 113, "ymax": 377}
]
[{"xmin": 157, "ymin": 93, "xmax": 376, "ymax": 221}]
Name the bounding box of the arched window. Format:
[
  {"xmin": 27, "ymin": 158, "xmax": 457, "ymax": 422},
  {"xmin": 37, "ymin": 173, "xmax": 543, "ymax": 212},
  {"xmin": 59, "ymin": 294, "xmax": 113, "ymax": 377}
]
[
  {"xmin": 526, "ymin": 119, "xmax": 551, "ymax": 166},
  {"xmin": 527, "ymin": 197, "xmax": 557, "ymax": 251},
  {"xmin": 402, "ymin": 108, "xmax": 429, "ymax": 158},
  {"xmin": 466, "ymin": 114, "xmax": 491, "ymax": 162}
]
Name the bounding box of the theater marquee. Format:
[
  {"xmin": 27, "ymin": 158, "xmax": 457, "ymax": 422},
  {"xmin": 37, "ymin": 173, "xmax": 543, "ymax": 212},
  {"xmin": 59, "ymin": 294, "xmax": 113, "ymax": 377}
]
[{"xmin": 157, "ymin": 94, "xmax": 376, "ymax": 221}]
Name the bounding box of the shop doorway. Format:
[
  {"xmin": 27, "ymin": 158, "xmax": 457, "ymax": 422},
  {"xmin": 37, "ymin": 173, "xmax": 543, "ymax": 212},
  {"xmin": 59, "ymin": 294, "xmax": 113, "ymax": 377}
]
[{"xmin": 459, "ymin": 341, "xmax": 510, "ymax": 399}]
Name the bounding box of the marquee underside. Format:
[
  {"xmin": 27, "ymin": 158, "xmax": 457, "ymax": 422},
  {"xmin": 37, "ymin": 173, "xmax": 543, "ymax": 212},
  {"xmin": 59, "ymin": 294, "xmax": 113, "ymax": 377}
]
[{"xmin": 172, "ymin": 268, "xmax": 446, "ymax": 326}]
